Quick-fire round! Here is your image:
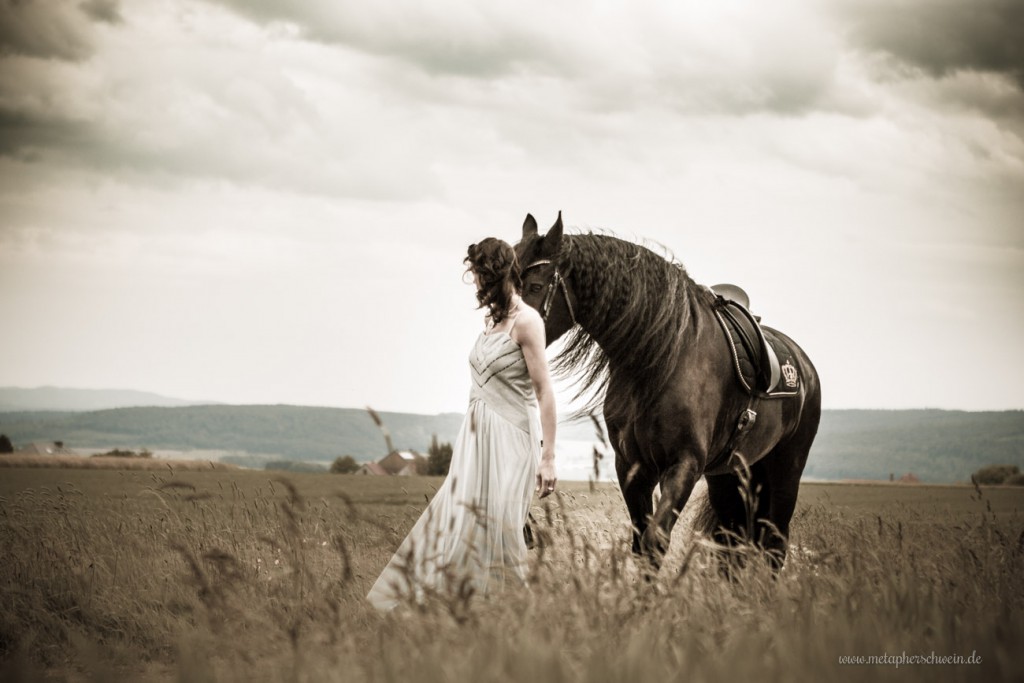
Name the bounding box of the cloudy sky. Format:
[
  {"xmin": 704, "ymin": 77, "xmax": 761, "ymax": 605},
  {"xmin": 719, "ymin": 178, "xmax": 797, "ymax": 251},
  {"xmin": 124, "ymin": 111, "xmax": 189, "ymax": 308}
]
[{"xmin": 1, "ymin": 0, "xmax": 1022, "ymax": 415}]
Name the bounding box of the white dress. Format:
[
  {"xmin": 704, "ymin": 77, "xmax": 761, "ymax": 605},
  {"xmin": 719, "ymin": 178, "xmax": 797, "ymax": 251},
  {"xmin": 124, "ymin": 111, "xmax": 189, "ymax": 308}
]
[{"xmin": 366, "ymin": 321, "xmax": 540, "ymax": 611}]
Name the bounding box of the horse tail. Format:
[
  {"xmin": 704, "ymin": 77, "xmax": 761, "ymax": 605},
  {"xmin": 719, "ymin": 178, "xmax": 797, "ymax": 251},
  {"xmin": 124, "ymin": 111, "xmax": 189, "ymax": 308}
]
[{"xmin": 688, "ymin": 483, "xmax": 720, "ymax": 536}]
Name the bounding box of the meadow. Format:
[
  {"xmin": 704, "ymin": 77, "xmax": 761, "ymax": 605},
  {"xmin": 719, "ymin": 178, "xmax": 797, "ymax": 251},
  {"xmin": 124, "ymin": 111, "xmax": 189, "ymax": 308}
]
[{"xmin": 0, "ymin": 467, "xmax": 1022, "ymax": 682}]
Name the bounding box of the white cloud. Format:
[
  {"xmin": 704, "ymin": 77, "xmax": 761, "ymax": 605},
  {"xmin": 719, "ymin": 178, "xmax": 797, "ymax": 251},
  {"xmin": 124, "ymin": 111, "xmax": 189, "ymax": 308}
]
[
  {"xmin": 0, "ymin": 0, "xmax": 1022, "ymax": 412},
  {"xmin": 0, "ymin": 1, "xmax": 445, "ymax": 198},
  {"xmin": 0, "ymin": 0, "xmax": 108, "ymax": 61}
]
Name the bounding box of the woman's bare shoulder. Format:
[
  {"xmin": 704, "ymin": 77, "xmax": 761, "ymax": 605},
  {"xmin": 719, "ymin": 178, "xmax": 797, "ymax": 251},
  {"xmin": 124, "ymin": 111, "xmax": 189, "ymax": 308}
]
[
  {"xmin": 513, "ymin": 304, "xmax": 545, "ymax": 347},
  {"xmin": 516, "ymin": 303, "xmax": 543, "ymax": 326}
]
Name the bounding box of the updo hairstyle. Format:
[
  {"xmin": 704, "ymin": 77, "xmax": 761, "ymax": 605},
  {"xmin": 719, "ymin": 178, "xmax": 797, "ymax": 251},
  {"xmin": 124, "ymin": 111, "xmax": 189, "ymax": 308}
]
[{"xmin": 464, "ymin": 238, "xmax": 522, "ymax": 324}]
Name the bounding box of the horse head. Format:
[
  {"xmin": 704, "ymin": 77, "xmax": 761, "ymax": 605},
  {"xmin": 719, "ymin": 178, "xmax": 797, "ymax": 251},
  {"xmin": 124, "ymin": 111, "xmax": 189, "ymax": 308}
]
[{"xmin": 515, "ymin": 212, "xmax": 577, "ymax": 346}]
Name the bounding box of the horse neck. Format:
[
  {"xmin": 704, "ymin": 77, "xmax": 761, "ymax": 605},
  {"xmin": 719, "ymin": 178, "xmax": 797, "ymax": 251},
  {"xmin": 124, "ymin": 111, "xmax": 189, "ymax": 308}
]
[{"xmin": 565, "ymin": 235, "xmax": 701, "ymax": 365}]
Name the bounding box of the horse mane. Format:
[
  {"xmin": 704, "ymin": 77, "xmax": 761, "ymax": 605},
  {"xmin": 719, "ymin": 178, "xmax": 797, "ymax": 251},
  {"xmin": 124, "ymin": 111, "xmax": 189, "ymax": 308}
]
[{"xmin": 555, "ymin": 232, "xmax": 701, "ymax": 422}]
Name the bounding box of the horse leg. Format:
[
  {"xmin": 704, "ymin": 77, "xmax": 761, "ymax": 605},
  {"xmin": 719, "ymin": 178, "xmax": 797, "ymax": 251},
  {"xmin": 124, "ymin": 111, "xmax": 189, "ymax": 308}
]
[
  {"xmin": 762, "ymin": 433, "xmax": 816, "ymax": 573},
  {"xmin": 640, "ymin": 455, "xmax": 702, "ymax": 569},
  {"xmin": 613, "ymin": 432, "xmax": 656, "ymax": 556},
  {"xmin": 704, "ymin": 472, "xmax": 747, "ymax": 577},
  {"xmin": 704, "ymin": 461, "xmax": 772, "ymax": 578},
  {"xmin": 757, "ymin": 349, "xmax": 821, "ymax": 574}
]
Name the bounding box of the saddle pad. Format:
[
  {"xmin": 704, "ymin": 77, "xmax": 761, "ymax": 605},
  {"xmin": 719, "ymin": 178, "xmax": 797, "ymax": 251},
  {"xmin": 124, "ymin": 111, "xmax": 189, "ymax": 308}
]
[
  {"xmin": 714, "ymin": 300, "xmax": 801, "ymax": 399},
  {"xmin": 762, "ymin": 329, "xmax": 802, "ymax": 398}
]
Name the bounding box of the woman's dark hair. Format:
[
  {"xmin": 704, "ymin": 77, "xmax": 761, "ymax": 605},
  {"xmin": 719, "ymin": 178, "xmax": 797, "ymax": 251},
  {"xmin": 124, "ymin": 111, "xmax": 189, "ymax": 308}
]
[{"xmin": 465, "ymin": 238, "xmax": 522, "ymax": 324}]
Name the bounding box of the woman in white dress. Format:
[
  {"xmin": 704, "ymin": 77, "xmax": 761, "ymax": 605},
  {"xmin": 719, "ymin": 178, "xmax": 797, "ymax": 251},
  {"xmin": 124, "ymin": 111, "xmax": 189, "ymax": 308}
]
[{"xmin": 366, "ymin": 238, "xmax": 558, "ymax": 611}]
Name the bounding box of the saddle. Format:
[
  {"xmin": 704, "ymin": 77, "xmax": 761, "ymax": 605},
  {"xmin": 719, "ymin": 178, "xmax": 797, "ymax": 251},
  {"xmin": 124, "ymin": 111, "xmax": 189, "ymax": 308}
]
[{"xmin": 710, "ymin": 284, "xmax": 801, "ymax": 399}]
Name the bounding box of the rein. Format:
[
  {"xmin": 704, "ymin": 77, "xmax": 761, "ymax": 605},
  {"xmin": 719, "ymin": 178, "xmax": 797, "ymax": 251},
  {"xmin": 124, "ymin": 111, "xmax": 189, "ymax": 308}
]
[{"xmin": 523, "ymin": 259, "xmax": 577, "ymax": 325}]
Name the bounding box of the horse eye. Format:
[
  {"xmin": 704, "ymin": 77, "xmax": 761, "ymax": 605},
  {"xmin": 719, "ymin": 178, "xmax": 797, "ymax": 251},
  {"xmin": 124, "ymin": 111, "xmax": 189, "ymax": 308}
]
[{"xmin": 529, "ymin": 283, "xmax": 543, "ymax": 293}]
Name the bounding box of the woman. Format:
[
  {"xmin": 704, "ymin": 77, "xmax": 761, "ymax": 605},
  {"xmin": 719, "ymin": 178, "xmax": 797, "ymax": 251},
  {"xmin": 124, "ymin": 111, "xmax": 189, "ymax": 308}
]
[{"xmin": 366, "ymin": 238, "xmax": 558, "ymax": 611}]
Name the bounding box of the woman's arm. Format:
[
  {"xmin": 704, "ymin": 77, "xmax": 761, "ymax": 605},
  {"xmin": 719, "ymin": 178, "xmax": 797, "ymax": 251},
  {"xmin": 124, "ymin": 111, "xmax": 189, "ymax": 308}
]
[{"xmin": 515, "ymin": 307, "xmax": 557, "ymax": 497}]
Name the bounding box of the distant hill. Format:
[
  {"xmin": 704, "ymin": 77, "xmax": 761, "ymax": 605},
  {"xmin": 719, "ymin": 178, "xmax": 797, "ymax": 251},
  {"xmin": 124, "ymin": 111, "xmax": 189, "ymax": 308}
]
[
  {"xmin": 0, "ymin": 406, "xmax": 1020, "ymax": 482},
  {"xmin": 0, "ymin": 387, "xmax": 216, "ymax": 412},
  {"xmin": 0, "ymin": 405, "xmax": 463, "ymax": 464},
  {"xmin": 803, "ymin": 409, "xmax": 1024, "ymax": 483}
]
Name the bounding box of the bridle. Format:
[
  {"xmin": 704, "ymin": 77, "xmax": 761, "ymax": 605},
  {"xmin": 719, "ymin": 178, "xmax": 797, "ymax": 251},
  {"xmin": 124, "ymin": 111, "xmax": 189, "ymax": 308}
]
[{"xmin": 523, "ymin": 259, "xmax": 577, "ymax": 325}]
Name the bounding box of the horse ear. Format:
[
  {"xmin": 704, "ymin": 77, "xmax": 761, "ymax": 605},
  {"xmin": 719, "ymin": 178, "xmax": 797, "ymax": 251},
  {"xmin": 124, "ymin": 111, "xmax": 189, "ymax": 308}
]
[
  {"xmin": 541, "ymin": 211, "xmax": 563, "ymax": 257},
  {"xmin": 522, "ymin": 214, "xmax": 538, "ymax": 238}
]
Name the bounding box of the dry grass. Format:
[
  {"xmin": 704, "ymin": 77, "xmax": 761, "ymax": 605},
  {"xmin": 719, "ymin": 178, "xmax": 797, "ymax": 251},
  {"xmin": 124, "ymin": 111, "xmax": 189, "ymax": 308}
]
[
  {"xmin": 0, "ymin": 455, "xmax": 237, "ymax": 471},
  {"xmin": 0, "ymin": 468, "xmax": 1021, "ymax": 682}
]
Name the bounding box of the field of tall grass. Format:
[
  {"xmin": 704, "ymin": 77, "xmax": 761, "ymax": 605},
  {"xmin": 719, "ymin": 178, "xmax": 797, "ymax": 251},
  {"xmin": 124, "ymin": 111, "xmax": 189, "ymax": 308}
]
[
  {"xmin": 0, "ymin": 454, "xmax": 237, "ymax": 471},
  {"xmin": 0, "ymin": 467, "xmax": 1021, "ymax": 682}
]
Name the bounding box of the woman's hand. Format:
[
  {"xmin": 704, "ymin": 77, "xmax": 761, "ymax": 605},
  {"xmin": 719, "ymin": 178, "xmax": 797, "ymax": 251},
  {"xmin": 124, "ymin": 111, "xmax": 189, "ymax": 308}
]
[{"xmin": 536, "ymin": 451, "xmax": 557, "ymax": 498}]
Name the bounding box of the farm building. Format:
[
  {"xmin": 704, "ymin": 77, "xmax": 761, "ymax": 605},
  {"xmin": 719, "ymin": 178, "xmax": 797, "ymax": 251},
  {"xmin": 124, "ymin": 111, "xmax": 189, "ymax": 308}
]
[
  {"xmin": 14, "ymin": 441, "xmax": 78, "ymax": 456},
  {"xmin": 357, "ymin": 450, "xmax": 428, "ymax": 476}
]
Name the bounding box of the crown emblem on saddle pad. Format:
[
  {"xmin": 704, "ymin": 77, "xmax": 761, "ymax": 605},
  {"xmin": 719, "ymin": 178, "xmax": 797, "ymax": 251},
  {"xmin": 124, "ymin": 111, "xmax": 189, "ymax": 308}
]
[{"xmin": 781, "ymin": 360, "xmax": 798, "ymax": 388}]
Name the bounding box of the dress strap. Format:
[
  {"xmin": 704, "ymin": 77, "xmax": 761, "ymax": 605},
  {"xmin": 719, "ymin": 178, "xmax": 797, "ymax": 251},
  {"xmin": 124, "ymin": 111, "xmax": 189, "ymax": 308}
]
[
  {"xmin": 508, "ymin": 305, "xmax": 523, "ymax": 333},
  {"xmin": 484, "ymin": 305, "xmax": 520, "ymax": 337}
]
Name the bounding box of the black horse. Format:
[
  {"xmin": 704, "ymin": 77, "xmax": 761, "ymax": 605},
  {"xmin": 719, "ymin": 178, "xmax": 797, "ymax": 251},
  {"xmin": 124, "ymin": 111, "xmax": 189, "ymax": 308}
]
[{"xmin": 515, "ymin": 213, "xmax": 821, "ymax": 572}]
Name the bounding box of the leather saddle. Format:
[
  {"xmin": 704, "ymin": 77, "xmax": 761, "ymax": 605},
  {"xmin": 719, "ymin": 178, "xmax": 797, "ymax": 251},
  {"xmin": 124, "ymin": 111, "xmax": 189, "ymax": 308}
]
[{"xmin": 710, "ymin": 284, "xmax": 799, "ymax": 398}]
